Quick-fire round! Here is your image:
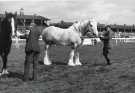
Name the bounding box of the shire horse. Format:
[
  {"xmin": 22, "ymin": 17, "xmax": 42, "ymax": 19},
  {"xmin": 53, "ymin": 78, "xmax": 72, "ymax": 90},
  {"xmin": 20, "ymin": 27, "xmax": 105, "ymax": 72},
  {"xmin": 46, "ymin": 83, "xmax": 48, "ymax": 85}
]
[
  {"xmin": 42, "ymin": 19, "xmax": 99, "ymax": 66},
  {"xmin": 0, "ymin": 11, "xmax": 17, "ymax": 76}
]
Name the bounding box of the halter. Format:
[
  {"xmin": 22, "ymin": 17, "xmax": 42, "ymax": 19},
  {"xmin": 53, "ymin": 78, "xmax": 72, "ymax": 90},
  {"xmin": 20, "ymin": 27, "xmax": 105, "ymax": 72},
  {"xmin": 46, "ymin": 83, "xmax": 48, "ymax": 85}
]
[
  {"xmin": 70, "ymin": 20, "xmax": 98, "ymax": 38},
  {"xmin": 78, "ymin": 21, "xmax": 90, "ymax": 35},
  {"xmin": 73, "ymin": 24, "xmax": 80, "ymax": 32}
]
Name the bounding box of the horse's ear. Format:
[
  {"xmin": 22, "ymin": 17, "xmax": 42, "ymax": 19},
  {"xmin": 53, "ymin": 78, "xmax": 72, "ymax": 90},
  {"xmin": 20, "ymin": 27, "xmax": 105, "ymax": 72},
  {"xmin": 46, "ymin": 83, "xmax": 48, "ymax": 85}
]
[{"xmin": 89, "ymin": 21, "xmax": 93, "ymax": 27}]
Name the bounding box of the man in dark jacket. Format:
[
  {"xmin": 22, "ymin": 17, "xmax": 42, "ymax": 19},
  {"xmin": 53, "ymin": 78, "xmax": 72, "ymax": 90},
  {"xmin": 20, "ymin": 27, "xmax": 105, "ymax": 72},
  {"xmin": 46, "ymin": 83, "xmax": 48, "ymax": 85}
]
[
  {"xmin": 24, "ymin": 22, "xmax": 41, "ymax": 81},
  {"xmin": 100, "ymin": 25, "xmax": 113, "ymax": 65}
]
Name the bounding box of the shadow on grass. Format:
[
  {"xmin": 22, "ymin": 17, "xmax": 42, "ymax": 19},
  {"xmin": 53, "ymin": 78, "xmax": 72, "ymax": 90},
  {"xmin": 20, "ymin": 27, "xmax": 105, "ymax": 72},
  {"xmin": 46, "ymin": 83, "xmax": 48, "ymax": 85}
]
[
  {"xmin": 39, "ymin": 61, "xmax": 67, "ymax": 66},
  {"xmin": 38, "ymin": 61, "xmax": 44, "ymax": 65},
  {"xmin": 52, "ymin": 61, "xmax": 67, "ymax": 66},
  {"xmin": 7, "ymin": 72, "xmax": 24, "ymax": 80},
  {"xmin": 92, "ymin": 63, "xmax": 109, "ymax": 66}
]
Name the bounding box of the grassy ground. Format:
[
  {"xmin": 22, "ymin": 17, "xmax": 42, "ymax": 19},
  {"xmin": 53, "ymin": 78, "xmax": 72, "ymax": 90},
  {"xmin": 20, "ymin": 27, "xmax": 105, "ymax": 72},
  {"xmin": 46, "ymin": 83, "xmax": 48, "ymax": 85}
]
[{"xmin": 0, "ymin": 41, "xmax": 135, "ymax": 93}]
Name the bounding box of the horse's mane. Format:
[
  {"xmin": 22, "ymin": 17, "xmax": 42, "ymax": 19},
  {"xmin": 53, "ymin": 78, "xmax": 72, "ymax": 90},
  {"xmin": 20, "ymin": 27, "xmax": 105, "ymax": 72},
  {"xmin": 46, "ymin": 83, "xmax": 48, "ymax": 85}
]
[
  {"xmin": 71, "ymin": 18, "xmax": 97, "ymax": 29},
  {"xmin": 69, "ymin": 20, "xmax": 89, "ymax": 33}
]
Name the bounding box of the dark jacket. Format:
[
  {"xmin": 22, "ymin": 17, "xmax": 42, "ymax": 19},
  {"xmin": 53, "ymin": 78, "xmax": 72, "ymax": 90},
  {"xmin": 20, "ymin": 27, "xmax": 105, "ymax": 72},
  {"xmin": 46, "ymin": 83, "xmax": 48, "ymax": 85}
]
[
  {"xmin": 100, "ymin": 29, "xmax": 113, "ymax": 48},
  {"xmin": 25, "ymin": 25, "xmax": 41, "ymax": 53}
]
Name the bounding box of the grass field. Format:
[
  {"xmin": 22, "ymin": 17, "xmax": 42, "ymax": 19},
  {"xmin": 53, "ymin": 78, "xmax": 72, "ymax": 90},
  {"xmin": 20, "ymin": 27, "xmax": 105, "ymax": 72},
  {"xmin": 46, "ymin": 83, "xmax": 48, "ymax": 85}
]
[{"xmin": 0, "ymin": 40, "xmax": 135, "ymax": 93}]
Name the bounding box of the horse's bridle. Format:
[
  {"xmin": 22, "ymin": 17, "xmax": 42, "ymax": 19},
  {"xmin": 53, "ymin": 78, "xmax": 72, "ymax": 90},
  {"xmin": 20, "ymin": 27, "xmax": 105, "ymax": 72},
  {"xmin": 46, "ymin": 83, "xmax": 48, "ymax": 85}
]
[
  {"xmin": 72, "ymin": 21, "xmax": 97, "ymax": 38},
  {"xmin": 73, "ymin": 25, "xmax": 78, "ymax": 32},
  {"xmin": 82, "ymin": 21, "xmax": 92, "ymax": 36}
]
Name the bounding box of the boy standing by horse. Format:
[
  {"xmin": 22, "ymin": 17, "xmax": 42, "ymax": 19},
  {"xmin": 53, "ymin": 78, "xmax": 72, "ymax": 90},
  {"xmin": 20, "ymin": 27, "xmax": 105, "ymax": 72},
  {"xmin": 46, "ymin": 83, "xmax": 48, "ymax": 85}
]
[
  {"xmin": 99, "ymin": 25, "xmax": 113, "ymax": 65},
  {"xmin": 24, "ymin": 22, "xmax": 41, "ymax": 81}
]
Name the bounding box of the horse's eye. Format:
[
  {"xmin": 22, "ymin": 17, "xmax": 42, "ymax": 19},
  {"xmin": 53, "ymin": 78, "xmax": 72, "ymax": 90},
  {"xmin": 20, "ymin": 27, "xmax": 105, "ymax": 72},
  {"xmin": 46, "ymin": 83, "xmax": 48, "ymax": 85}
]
[{"xmin": 90, "ymin": 24, "xmax": 92, "ymax": 27}]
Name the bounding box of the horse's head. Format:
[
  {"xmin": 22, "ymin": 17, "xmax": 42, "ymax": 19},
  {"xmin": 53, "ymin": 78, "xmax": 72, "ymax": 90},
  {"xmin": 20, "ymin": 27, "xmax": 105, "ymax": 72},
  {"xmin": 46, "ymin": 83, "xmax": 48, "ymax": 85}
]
[
  {"xmin": 73, "ymin": 19, "xmax": 98, "ymax": 38},
  {"xmin": 5, "ymin": 11, "xmax": 17, "ymax": 37},
  {"xmin": 85, "ymin": 19, "xmax": 98, "ymax": 38}
]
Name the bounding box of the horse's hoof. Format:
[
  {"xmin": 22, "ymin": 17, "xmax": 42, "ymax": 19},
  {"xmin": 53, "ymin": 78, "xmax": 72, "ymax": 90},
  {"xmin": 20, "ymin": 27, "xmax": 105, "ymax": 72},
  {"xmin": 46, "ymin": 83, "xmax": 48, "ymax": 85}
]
[
  {"xmin": 68, "ymin": 63, "xmax": 76, "ymax": 66},
  {"xmin": 76, "ymin": 63, "xmax": 82, "ymax": 66},
  {"xmin": 1, "ymin": 69, "xmax": 9, "ymax": 75},
  {"xmin": 75, "ymin": 62, "xmax": 82, "ymax": 66},
  {"xmin": 4, "ymin": 71, "xmax": 9, "ymax": 75},
  {"xmin": 0, "ymin": 72, "xmax": 9, "ymax": 77},
  {"xmin": 44, "ymin": 62, "xmax": 52, "ymax": 65}
]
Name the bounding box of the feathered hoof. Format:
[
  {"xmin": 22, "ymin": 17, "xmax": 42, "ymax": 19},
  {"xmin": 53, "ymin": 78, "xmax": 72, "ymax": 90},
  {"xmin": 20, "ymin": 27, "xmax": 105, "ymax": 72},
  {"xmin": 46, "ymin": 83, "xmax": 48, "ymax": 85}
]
[
  {"xmin": 0, "ymin": 69, "xmax": 9, "ymax": 76},
  {"xmin": 43, "ymin": 58, "xmax": 52, "ymax": 65},
  {"xmin": 75, "ymin": 61, "xmax": 82, "ymax": 66},
  {"xmin": 68, "ymin": 62, "xmax": 76, "ymax": 66},
  {"xmin": 75, "ymin": 62, "xmax": 82, "ymax": 66},
  {"xmin": 43, "ymin": 62, "xmax": 52, "ymax": 65}
]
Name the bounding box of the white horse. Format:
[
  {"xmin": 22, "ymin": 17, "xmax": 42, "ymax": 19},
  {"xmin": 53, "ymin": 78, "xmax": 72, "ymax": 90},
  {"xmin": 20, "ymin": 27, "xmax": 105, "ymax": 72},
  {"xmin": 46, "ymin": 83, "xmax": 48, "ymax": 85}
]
[{"xmin": 42, "ymin": 19, "xmax": 99, "ymax": 66}]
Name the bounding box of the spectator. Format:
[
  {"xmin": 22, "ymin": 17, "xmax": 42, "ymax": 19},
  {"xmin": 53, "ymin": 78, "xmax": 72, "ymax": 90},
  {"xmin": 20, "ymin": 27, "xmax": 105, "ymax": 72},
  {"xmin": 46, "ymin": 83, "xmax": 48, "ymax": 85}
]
[{"xmin": 24, "ymin": 22, "xmax": 41, "ymax": 81}]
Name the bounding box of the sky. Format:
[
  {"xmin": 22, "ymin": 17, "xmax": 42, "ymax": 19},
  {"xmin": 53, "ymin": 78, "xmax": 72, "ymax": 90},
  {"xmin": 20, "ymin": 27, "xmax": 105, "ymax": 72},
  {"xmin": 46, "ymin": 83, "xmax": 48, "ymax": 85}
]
[{"xmin": 0, "ymin": 0, "xmax": 135, "ymax": 25}]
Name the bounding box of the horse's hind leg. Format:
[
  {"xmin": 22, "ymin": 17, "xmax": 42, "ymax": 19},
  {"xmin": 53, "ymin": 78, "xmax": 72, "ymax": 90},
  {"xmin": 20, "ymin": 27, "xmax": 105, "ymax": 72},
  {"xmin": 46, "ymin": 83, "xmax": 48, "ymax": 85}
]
[
  {"xmin": 43, "ymin": 44, "xmax": 52, "ymax": 65},
  {"xmin": 1, "ymin": 53, "xmax": 9, "ymax": 75},
  {"xmin": 68, "ymin": 49, "xmax": 76, "ymax": 66}
]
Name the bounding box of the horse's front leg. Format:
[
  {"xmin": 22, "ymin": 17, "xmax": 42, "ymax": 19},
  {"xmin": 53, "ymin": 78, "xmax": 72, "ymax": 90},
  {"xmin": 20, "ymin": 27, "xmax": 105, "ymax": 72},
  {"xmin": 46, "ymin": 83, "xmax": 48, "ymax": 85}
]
[
  {"xmin": 68, "ymin": 49, "xmax": 76, "ymax": 66},
  {"xmin": 43, "ymin": 44, "xmax": 52, "ymax": 65},
  {"xmin": 74, "ymin": 51, "xmax": 82, "ymax": 66},
  {"xmin": 0, "ymin": 53, "xmax": 9, "ymax": 76}
]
